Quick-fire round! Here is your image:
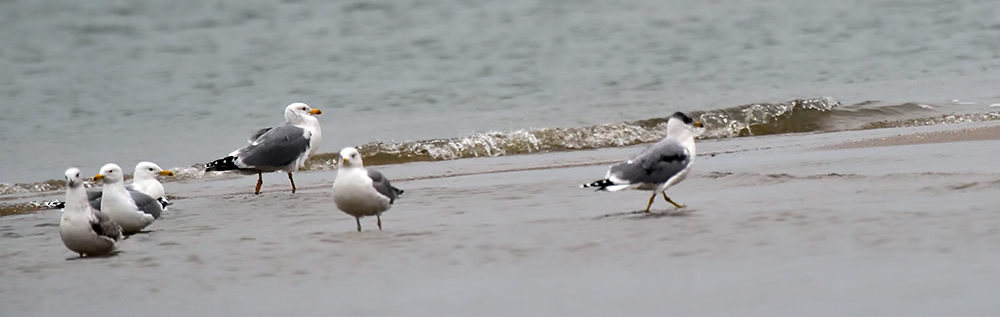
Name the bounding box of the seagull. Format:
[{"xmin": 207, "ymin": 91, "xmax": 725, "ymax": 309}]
[
  {"xmin": 94, "ymin": 163, "xmax": 157, "ymax": 235},
  {"xmin": 59, "ymin": 168, "xmax": 122, "ymax": 257},
  {"xmin": 84, "ymin": 162, "xmax": 168, "ymax": 218},
  {"xmin": 80, "ymin": 162, "xmax": 174, "ymax": 213},
  {"xmin": 128, "ymin": 161, "xmax": 175, "ymax": 207},
  {"xmin": 205, "ymin": 103, "xmax": 322, "ymax": 195},
  {"xmin": 581, "ymin": 112, "xmax": 703, "ymax": 212},
  {"xmin": 84, "ymin": 188, "xmax": 168, "ymax": 216},
  {"xmin": 332, "ymin": 147, "xmax": 404, "ymax": 232},
  {"xmin": 51, "ymin": 162, "xmax": 173, "ymax": 212}
]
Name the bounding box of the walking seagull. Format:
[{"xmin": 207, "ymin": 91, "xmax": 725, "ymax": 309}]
[
  {"xmin": 332, "ymin": 147, "xmax": 404, "ymax": 232},
  {"xmin": 205, "ymin": 103, "xmax": 322, "ymax": 194},
  {"xmin": 60, "ymin": 168, "xmax": 122, "ymax": 257},
  {"xmin": 581, "ymin": 112, "xmax": 703, "ymax": 212}
]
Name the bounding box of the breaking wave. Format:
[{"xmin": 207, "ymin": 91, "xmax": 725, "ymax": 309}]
[
  {"xmin": 306, "ymin": 97, "xmax": 844, "ymax": 170},
  {"xmin": 5, "ymin": 96, "xmax": 999, "ymax": 197}
]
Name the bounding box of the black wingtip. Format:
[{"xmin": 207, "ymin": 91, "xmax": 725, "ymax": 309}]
[
  {"xmin": 581, "ymin": 179, "xmax": 614, "ymax": 191},
  {"xmin": 205, "ymin": 156, "xmax": 239, "ymax": 172},
  {"xmin": 156, "ymin": 197, "xmax": 171, "ymax": 210}
]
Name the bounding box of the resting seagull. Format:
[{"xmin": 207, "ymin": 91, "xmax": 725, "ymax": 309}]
[
  {"xmin": 332, "ymin": 147, "xmax": 404, "ymax": 232},
  {"xmin": 129, "ymin": 161, "xmax": 175, "ymax": 207},
  {"xmin": 205, "ymin": 103, "xmax": 322, "ymax": 194},
  {"xmin": 84, "ymin": 188, "xmax": 168, "ymax": 216},
  {"xmin": 95, "ymin": 163, "xmax": 157, "ymax": 234},
  {"xmin": 581, "ymin": 112, "xmax": 703, "ymax": 212},
  {"xmin": 83, "ymin": 162, "xmax": 174, "ymax": 213},
  {"xmin": 60, "ymin": 168, "xmax": 122, "ymax": 257}
]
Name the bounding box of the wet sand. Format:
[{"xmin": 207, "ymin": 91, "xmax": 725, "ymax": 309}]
[
  {"xmin": 821, "ymin": 124, "xmax": 1000, "ymax": 150},
  {"xmin": 3, "ymin": 123, "xmax": 1000, "ymax": 316}
]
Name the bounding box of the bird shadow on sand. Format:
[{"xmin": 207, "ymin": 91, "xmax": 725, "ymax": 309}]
[
  {"xmin": 595, "ymin": 209, "xmax": 696, "ymax": 220},
  {"xmin": 122, "ymin": 230, "xmax": 157, "ymax": 240},
  {"xmin": 65, "ymin": 250, "xmax": 123, "ymax": 261}
]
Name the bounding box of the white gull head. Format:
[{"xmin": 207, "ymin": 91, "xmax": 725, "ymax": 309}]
[
  {"xmin": 133, "ymin": 162, "xmax": 173, "ymax": 181},
  {"xmin": 95, "ymin": 163, "xmax": 125, "ymax": 184},
  {"xmin": 665, "ymin": 112, "xmax": 703, "ymax": 158},
  {"xmin": 338, "ymin": 147, "xmax": 364, "ymax": 169},
  {"xmin": 284, "ymin": 102, "xmax": 322, "ymax": 159},
  {"xmin": 665, "ymin": 112, "xmax": 703, "ymax": 140},
  {"xmin": 284, "ymin": 102, "xmax": 322, "ymax": 125},
  {"xmin": 64, "ymin": 167, "xmax": 85, "ymax": 188},
  {"xmin": 132, "ymin": 162, "xmax": 173, "ymax": 199}
]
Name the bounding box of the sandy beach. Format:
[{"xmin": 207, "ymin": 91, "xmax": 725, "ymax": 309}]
[
  {"xmin": 3, "ymin": 122, "xmax": 999, "ymax": 316},
  {"xmin": 821, "ymin": 124, "xmax": 1000, "ymax": 150},
  {"xmin": 4, "ymin": 0, "xmax": 1000, "ymax": 315}
]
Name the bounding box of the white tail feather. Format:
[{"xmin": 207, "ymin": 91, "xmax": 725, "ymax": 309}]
[{"xmin": 603, "ymin": 184, "xmax": 633, "ymax": 192}]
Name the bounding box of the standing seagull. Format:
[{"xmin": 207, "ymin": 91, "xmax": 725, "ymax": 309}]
[
  {"xmin": 95, "ymin": 164, "xmax": 156, "ymax": 234},
  {"xmin": 332, "ymin": 147, "xmax": 404, "ymax": 232},
  {"xmin": 60, "ymin": 168, "xmax": 122, "ymax": 257},
  {"xmin": 205, "ymin": 103, "xmax": 322, "ymax": 195},
  {"xmin": 581, "ymin": 112, "xmax": 703, "ymax": 212},
  {"xmin": 129, "ymin": 161, "xmax": 175, "ymax": 207}
]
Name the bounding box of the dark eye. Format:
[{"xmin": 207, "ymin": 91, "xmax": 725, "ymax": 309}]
[{"xmin": 149, "ymin": 168, "xmax": 154, "ymax": 171}]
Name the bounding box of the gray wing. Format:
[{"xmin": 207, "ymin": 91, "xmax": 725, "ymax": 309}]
[
  {"xmin": 130, "ymin": 190, "xmax": 163, "ymax": 219},
  {"xmin": 124, "ymin": 184, "xmax": 172, "ymax": 209},
  {"xmin": 88, "ymin": 188, "xmax": 163, "ymax": 218},
  {"xmin": 91, "ymin": 209, "xmax": 123, "ymax": 241},
  {"xmin": 367, "ymin": 169, "xmax": 403, "ymax": 204},
  {"xmin": 248, "ymin": 127, "xmax": 273, "ymax": 143},
  {"xmin": 608, "ymin": 139, "xmax": 690, "ymax": 185},
  {"xmin": 237, "ymin": 123, "xmax": 311, "ymax": 168},
  {"xmin": 86, "ymin": 188, "xmax": 103, "ymax": 210}
]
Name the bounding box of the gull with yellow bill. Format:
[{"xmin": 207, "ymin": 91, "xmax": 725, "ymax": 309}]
[
  {"xmin": 94, "ymin": 163, "xmax": 157, "ymax": 235},
  {"xmin": 205, "ymin": 103, "xmax": 323, "ymax": 195},
  {"xmin": 83, "ymin": 162, "xmax": 175, "ymax": 212},
  {"xmin": 332, "ymin": 147, "xmax": 404, "ymax": 232},
  {"xmin": 128, "ymin": 161, "xmax": 175, "ymax": 207},
  {"xmin": 582, "ymin": 112, "xmax": 703, "ymax": 212}
]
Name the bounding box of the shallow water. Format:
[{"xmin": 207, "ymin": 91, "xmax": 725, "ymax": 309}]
[{"xmin": 2, "ymin": 0, "xmax": 1000, "ymax": 184}]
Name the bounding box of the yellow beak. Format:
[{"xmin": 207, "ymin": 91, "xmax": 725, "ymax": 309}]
[
  {"xmin": 342, "ymin": 158, "xmax": 350, "ymax": 164},
  {"xmin": 93, "ymin": 174, "xmax": 104, "ymax": 181},
  {"xmin": 159, "ymin": 170, "xmax": 175, "ymax": 176},
  {"xmin": 694, "ymin": 121, "xmax": 704, "ymax": 128},
  {"xmin": 309, "ymin": 109, "xmax": 322, "ymax": 115}
]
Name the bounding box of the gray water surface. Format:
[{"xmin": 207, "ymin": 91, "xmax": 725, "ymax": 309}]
[{"xmin": 1, "ymin": 0, "xmax": 999, "ymax": 182}]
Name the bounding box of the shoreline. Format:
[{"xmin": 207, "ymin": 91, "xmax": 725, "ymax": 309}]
[
  {"xmin": 4, "ymin": 121, "xmax": 1000, "ymax": 216},
  {"xmin": 820, "ymin": 124, "xmax": 1000, "ymax": 150}
]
